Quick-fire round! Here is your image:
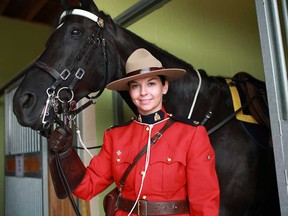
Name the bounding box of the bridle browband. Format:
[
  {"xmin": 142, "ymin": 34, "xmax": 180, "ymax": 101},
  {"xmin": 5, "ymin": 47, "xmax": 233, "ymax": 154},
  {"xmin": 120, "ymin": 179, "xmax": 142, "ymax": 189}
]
[
  {"xmin": 59, "ymin": 8, "xmax": 105, "ymax": 27},
  {"xmin": 34, "ymin": 8, "xmax": 107, "ymax": 131}
]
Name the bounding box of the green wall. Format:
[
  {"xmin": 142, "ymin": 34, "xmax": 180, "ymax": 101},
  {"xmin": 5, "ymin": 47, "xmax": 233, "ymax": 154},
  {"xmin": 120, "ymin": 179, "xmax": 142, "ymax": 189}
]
[
  {"xmin": 0, "ymin": 0, "xmax": 264, "ymax": 215},
  {"xmin": 0, "ymin": 17, "xmax": 52, "ymax": 216},
  {"xmin": 98, "ymin": 0, "xmax": 264, "ymax": 80},
  {"xmin": 0, "ymin": 16, "xmax": 53, "ymax": 87}
]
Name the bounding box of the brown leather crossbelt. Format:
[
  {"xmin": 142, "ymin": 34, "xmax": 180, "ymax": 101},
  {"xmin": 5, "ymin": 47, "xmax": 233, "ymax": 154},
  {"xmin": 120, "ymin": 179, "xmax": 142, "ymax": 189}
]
[{"xmin": 118, "ymin": 197, "xmax": 189, "ymax": 215}]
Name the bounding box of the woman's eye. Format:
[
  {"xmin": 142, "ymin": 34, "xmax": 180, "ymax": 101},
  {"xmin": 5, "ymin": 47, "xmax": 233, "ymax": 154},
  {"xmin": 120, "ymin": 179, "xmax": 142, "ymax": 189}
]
[
  {"xmin": 131, "ymin": 84, "xmax": 139, "ymax": 89},
  {"xmin": 148, "ymin": 82, "xmax": 156, "ymax": 87}
]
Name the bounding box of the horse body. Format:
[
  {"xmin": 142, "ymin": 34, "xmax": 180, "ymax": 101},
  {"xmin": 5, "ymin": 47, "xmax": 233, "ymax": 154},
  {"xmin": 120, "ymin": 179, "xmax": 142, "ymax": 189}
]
[{"xmin": 12, "ymin": 1, "xmax": 279, "ymax": 215}]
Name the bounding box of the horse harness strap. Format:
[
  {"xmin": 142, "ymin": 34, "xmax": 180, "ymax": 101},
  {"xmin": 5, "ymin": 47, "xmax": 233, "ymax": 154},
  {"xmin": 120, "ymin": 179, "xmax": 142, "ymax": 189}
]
[
  {"xmin": 201, "ymin": 78, "xmax": 264, "ymax": 135},
  {"xmin": 35, "ymin": 61, "xmax": 87, "ymax": 128},
  {"xmin": 200, "ymin": 81, "xmax": 222, "ymax": 125},
  {"xmin": 207, "ymin": 91, "xmax": 261, "ymax": 135}
]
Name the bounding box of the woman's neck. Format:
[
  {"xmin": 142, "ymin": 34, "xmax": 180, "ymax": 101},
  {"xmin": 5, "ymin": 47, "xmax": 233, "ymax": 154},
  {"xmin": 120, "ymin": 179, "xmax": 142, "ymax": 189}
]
[{"xmin": 136, "ymin": 108, "xmax": 168, "ymax": 124}]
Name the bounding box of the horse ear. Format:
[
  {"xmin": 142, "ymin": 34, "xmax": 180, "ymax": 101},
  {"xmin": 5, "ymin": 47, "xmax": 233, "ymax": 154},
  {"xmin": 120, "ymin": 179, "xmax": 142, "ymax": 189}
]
[
  {"xmin": 80, "ymin": 0, "xmax": 99, "ymax": 13},
  {"xmin": 60, "ymin": 0, "xmax": 69, "ymax": 10},
  {"xmin": 61, "ymin": 0, "xmax": 80, "ymax": 10}
]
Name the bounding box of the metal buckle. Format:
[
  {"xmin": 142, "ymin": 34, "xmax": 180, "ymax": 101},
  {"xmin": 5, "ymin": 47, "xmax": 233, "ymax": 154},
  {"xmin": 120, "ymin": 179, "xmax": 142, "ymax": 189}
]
[
  {"xmin": 75, "ymin": 68, "xmax": 85, "ymax": 79},
  {"xmin": 60, "ymin": 69, "xmax": 71, "ymax": 80},
  {"xmin": 137, "ymin": 200, "xmax": 148, "ymax": 216},
  {"xmin": 155, "ymin": 132, "xmax": 162, "ymax": 139}
]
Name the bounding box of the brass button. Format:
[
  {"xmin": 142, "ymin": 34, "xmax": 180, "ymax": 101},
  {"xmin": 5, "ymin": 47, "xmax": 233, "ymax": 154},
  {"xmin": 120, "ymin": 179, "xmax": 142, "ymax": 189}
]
[
  {"xmin": 193, "ymin": 120, "xmax": 199, "ymax": 125},
  {"xmin": 142, "ymin": 195, "xmax": 147, "ymax": 200},
  {"xmin": 167, "ymin": 157, "xmax": 172, "ymax": 162},
  {"xmin": 140, "ymin": 170, "xmax": 145, "ymax": 176},
  {"xmin": 146, "ymin": 127, "xmax": 150, "ymax": 131},
  {"xmin": 116, "ymin": 158, "xmax": 121, "ymax": 162}
]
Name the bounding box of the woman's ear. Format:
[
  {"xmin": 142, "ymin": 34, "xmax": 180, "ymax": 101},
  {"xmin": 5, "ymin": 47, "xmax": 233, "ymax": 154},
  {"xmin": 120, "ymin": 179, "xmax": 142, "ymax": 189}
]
[{"xmin": 163, "ymin": 81, "xmax": 169, "ymax": 95}]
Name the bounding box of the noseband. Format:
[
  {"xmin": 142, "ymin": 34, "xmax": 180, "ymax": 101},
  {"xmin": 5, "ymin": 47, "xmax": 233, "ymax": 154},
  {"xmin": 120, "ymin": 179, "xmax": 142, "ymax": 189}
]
[{"xmin": 34, "ymin": 9, "xmax": 107, "ymax": 130}]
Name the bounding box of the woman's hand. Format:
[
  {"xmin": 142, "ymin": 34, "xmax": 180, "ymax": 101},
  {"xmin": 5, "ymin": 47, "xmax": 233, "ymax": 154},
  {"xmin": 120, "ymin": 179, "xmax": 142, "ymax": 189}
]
[{"xmin": 48, "ymin": 126, "xmax": 73, "ymax": 153}]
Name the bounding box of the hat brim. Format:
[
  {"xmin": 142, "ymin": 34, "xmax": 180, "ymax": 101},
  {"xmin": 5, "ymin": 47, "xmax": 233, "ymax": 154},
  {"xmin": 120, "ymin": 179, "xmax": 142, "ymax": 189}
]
[{"xmin": 106, "ymin": 68, "xmax": 186, "ymax": 91}]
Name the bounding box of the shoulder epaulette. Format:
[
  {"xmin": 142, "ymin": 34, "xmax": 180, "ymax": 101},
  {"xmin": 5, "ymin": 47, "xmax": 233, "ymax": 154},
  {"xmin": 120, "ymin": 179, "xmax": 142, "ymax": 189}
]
[
  {"xmin": 107, "ymin": 119, "xmax": 134, "ymax": 130},
  {"xmin": 170, "ymin": 115, "xmax": 200, "ymax": 126}
]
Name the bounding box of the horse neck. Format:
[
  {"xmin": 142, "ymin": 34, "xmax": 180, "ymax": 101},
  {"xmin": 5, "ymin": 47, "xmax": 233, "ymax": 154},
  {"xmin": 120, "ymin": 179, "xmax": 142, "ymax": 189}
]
[
  {"xmin": 104, "ymin": 18, "xmax": 223, "ymax": 119},
  {"xmin": 191, "ymin": 75, "xmax": 228, "ymax": 125},
  {"xmin": 109, "ymin": 22, "xmax": 194, "ymax": 73}
]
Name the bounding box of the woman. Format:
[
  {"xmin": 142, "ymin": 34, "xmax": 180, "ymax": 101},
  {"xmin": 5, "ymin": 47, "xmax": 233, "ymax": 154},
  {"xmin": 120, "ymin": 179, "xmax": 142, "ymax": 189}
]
[{"xmin": 48, "ymin": 48, "xmax": 220, "ymax": 215}]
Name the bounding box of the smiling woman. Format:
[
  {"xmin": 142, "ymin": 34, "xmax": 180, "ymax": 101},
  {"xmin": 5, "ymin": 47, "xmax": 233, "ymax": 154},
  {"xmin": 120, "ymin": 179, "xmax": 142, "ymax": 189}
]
[
  {"xmin": 47, "ymin": 48, "xmax": 220, "ymax": 216},
  {"xmin": 128, "ymin": 76, "xmax": 168, "ymax": 115}
]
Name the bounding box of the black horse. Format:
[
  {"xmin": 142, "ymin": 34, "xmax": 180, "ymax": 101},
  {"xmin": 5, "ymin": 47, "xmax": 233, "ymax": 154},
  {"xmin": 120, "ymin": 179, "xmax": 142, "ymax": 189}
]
[{"xmin": 12, "ymin": 0, "xmax": 279, "ymax": 215}]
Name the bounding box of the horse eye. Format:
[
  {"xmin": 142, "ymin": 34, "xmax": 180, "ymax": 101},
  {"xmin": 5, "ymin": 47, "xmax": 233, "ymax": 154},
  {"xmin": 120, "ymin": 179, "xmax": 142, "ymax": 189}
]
[{"xmin": 70, "ymin": 28, "xmax": 83, "ymax": 38}]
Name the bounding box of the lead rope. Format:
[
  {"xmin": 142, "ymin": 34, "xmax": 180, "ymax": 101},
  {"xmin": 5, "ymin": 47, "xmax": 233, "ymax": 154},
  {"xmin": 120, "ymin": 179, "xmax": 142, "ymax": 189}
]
[
  {"xmin": 128, "ymin": 124, "xmax": 154, "ymax": 216},
  {"xmin": 76, "ymin": 128, "xmax": 94, "ymax": 158},
  {"xmin": 188, "ymin": 69, "xmax": 202, "ymax": 119}
]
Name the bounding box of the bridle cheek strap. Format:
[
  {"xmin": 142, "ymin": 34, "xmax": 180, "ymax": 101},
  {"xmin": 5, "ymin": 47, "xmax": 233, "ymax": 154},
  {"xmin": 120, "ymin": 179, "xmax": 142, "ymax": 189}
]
[{"xmin": 35, "ymin": 61, "xmax": 72, "ymax": 92}]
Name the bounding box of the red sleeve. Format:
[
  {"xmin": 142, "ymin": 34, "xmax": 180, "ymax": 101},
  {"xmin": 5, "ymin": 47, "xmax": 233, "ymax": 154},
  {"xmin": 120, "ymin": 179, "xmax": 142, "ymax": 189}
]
[
  {"xmin": 186, "ymin": 126, "xmax": 220, "ymax": 215},
  {"xmin": 73, "ymin": 131, "xmax": 114, "ymax": 200}
]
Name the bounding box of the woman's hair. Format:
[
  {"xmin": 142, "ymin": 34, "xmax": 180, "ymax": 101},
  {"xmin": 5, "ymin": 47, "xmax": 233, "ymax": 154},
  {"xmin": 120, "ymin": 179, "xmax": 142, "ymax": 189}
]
[{"xmin": 159, "ymin": 75, "xmax": 166, "ymax": 85}]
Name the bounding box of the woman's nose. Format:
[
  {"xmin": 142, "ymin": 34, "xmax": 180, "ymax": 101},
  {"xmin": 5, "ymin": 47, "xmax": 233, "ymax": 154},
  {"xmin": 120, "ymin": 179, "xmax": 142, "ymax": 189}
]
[{"xmin": 140, "ymin": 86, "xmax": 147, "ymax": 95}]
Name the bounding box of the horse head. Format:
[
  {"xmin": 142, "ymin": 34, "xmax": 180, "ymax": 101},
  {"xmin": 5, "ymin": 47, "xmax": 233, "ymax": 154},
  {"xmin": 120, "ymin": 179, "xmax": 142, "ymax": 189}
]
[{"xmin": 13, "ymin": 0, "xmax": 130, "ymax": 132}]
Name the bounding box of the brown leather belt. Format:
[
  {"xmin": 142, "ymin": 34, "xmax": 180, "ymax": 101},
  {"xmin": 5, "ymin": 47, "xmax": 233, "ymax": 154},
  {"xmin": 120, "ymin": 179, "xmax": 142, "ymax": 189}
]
[{"xmin": 118, "ymin": 197, "xmax": 189, "ymax": 215}]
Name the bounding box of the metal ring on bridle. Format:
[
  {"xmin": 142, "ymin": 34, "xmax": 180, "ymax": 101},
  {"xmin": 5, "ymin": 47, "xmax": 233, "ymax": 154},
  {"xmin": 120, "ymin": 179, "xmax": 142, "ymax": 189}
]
[
  {"xmin": 57, "ymin": 87, "xmax": 74, "ymax": 103},
  {"xmin": 46, "ymin": 87, "xmax": 55, "ymax": 97}
]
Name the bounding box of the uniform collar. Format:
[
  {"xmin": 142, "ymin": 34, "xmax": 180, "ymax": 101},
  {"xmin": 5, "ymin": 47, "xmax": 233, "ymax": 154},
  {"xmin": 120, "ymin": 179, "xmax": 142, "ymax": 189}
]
[{"xmin": 136, "ymin": 108, "xmax": 169, "ymax": 124}]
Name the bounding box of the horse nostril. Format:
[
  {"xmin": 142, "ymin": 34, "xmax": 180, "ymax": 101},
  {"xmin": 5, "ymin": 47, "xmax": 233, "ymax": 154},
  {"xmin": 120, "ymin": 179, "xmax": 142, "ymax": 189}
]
[{"xmin": 21, "ymin": 93, "xmax": 35, "ymax": 109}]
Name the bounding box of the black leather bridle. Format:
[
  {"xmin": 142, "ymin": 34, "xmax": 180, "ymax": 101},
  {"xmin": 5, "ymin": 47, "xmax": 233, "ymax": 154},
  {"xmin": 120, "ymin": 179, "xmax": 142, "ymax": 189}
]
[
  {"xmin": 34, "ymin": 9, "xmax": 107, "ymax": 132},
  {"xmin": 34, "ymin": 8, "xmax": 107, "ymax": 216}
]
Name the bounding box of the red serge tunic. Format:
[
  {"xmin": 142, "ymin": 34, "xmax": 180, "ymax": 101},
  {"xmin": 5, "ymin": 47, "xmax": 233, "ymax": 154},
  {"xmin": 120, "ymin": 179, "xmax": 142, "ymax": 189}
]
[{"xmin": 74, "ymin": 110, "xmax": 220, "ymax": 215}]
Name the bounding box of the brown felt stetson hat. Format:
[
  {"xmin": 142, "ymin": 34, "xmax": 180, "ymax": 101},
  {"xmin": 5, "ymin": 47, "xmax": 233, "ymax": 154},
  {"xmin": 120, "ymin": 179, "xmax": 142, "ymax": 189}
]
[{"xmin": 106, "ymin": 48, "xmax": 186, "ymax": 91}]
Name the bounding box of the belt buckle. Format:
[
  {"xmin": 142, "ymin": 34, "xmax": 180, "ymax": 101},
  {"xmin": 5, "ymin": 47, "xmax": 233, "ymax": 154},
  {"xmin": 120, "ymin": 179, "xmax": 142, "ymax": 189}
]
[{"xmin": 137, "ymin": 200, "xmax": 148, "ymax": 216}]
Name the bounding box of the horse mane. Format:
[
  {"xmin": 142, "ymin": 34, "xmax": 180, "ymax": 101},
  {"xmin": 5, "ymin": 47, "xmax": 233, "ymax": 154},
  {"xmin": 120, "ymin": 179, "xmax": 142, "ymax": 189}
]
[
  {"xmin": 98, "ymin": 10, "xmax": 210, "ymax": 80},
  {"xmin": 96, "ymin": 10, "xmax": 220, "ymax": 119}
]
